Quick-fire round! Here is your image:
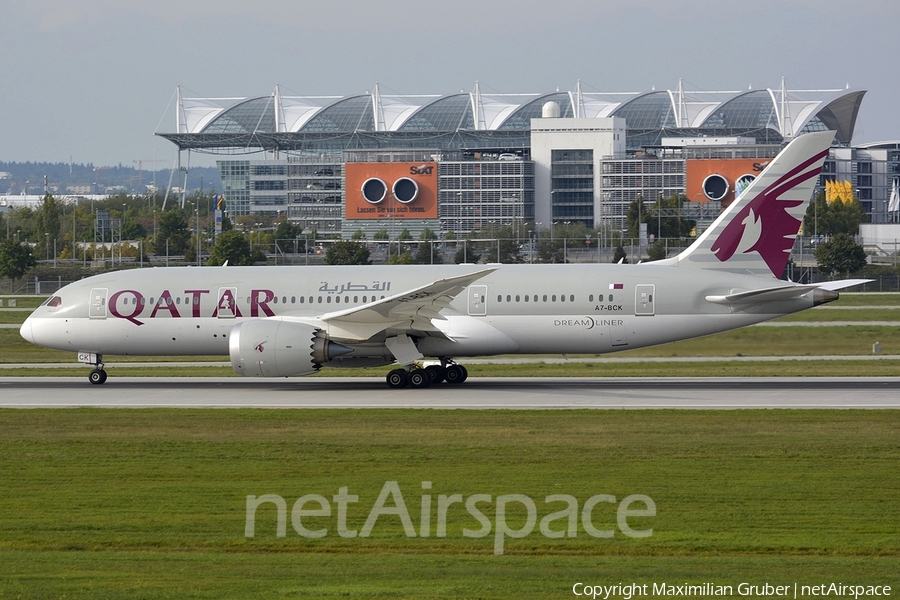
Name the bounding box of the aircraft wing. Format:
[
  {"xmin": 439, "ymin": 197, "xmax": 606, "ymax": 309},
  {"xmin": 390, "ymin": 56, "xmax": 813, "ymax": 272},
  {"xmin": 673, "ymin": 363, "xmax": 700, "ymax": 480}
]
[{"xmin": 285, "ymin": 267, "xmax": 497, "ymax": 341}]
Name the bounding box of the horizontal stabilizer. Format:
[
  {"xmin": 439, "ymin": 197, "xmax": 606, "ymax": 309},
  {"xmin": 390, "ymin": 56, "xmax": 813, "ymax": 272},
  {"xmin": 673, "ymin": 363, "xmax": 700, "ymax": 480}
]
[
  {"xmin": 815, "ymin": 279, "xmax": 872, "ymax": 291},
  {"xmin": 705, "ymin": 284, "xmax": 820, "ymax": 305},
  {"xmin": 706, "ymin": 279, "xmax": 872, "ymax": 308}
]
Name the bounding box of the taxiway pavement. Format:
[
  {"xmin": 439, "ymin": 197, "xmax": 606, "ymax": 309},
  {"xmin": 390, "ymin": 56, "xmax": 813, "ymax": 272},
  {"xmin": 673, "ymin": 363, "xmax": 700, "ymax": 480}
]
[{"xmin": 0, "ymin": 377, "xmax": 896, "ymax": 409}]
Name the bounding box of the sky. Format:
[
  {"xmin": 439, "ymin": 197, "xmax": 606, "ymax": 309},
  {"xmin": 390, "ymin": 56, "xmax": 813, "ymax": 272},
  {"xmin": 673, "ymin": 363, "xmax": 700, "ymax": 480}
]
[{"xmin": 1, "ymin": 0, "xmax": 898, "ymax": 169}]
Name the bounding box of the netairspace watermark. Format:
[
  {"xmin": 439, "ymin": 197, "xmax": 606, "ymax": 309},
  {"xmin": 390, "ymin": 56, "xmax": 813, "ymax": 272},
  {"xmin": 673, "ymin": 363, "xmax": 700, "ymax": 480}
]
[
  {"xmin": 573, "ymin": 582, "xmax": 892, "ymax": 599},
  {"xmin": 244, "ymin": 480, "xmax": 656, "ymax": 555}
]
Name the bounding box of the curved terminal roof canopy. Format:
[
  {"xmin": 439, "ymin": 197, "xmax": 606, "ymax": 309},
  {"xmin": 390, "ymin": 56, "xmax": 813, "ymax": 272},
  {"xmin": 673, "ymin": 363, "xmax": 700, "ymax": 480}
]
[
  {"xmin": 303, "ymin": 95, "xmax": 374, "ymax": 133},
  {"xmin": 204, "ymin": 97, "xmax": 277, "ymax": 134},
  {"xmin": 163, "ymin": 83, "xmax": 866, "ymax": 152},
  {"xmin": 701, "ymin": 90, "xmax": 779, "ymax": 130},
  {"xmin": 399, "ymin": 94, "xmax": 474, "ymax": 131},
  {"xmin": 498, "ymin": 92, "xmax": 573, "ymax": 130},
  {"xmin": 611, "ymin": 91, "xmax": 676, "ymax": 129}
]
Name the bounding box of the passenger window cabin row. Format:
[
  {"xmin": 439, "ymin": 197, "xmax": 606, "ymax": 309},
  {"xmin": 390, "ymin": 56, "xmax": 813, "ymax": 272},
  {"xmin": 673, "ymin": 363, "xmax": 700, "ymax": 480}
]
[{"xmin": 495, "ymin": 293, "xmax": 615, "ymax": 303}]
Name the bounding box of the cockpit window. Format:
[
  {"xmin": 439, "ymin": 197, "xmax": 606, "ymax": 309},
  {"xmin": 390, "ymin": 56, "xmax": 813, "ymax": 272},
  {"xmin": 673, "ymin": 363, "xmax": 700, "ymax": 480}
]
[{"xmin": 42, "ymin": 296, "xmax": 62, "ymax": 307}]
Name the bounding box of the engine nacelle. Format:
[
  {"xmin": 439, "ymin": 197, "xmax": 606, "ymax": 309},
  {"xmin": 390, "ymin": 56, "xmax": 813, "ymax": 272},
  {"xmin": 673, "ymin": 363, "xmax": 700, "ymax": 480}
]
[{"xmin": 229, "ymin": 320, "xmax": 352, "ymax": 377}]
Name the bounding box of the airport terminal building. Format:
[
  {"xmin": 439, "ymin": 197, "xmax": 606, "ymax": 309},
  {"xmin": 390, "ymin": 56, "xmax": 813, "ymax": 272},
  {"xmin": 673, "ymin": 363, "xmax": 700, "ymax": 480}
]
[{"xmin": 158, "ymin": 81, "xmax": 897, "ymax": 236}]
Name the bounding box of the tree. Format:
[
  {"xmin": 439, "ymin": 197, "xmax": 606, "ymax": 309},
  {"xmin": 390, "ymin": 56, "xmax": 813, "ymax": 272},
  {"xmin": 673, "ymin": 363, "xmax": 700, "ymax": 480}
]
[
  {"xmin": 413, "ymin": 228, "xmax": 440, "ymax": 263},
  {"xmin": 387, "ymin": 251, "xmax": 414, "ymax": 265},
  {"xmin": 625, "ymin": 194, "xmax": 694, "ymax": 243},
  {"xmin": 612, "ymin": 244, "xmax": 628, "ymax": 264},
  {"xmin": 647, "ymin": 194, "xmax": 695, "ymax": 239},
  {"xmin": 494, "ymin": 224, "xmax": 523, "ymax": 263},
  {"xmin": 536, "ymin": 235, "xmax": 564, "ymax": 263},
  {"xmin": 35, "ymin": 193, "xmax": 61, "ymax": 243},
  {"xmin": 0, "ymin": 240, "xmax": 37, "ymax": 291},
  {"xmin": 207, "ymin": 230, "xmax": 254, "ymax": 266},
  {"xmin": 646, "ymin": 241, "xmax": 667, "ymax": 261},
  {"xmin": 454, "ymin": 243, "xmax": 476, "ymax": 264},
  {"xmin": 803, "ymin": 191, "xmax": 868, "ymax": 237},
  {"xmin": 814, "ymin": 233, "xmax": 867, "ymax": 277},
  {"xmin": 154, "ymin": 208, "xmax": 190, "ymax": 255},
  {"xmin": 273, "ymin": 220, "xmax": 303, "ymax": 252},
  {"xmin": 325, "ymin": 241, "xmax": 370, "ymax": 265},
  {"xmin": 413, "ymin": 240, "xmax": 442, "ymax": 264},
  {"xmin": 826, "ymin": 196, "xmax": 867, "ymax": 236},
  {"xmin": 625, "ymin": 196, "xmax": 645, "ymax": 239}
]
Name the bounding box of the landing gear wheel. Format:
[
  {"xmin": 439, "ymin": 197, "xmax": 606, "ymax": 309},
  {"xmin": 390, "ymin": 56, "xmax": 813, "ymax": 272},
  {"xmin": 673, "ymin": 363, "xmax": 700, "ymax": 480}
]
[
  {"xmin": 386, "ymin": 368, "xmax": 409, "ymax": 389},
  {"xmin": 424, "ymin": 365, "xmax": 446, "ymax": 384},
  {"xmin": 445, "ymin": 364, "xmax": 468, "ymax": 384},
  {"xmin": 408, "ymin": 369, "xmax": 431, "ymax": 388},
  {"xmin": 88, "ymin": 369, "xmax": 108, "ymax": 385}
]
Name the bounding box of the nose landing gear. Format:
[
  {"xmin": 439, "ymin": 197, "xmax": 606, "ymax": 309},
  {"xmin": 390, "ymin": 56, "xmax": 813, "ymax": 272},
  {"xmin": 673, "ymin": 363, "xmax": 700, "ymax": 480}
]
[{"xmin": 79, "ymin": 352, "xmax": 107, "ymax": 385}]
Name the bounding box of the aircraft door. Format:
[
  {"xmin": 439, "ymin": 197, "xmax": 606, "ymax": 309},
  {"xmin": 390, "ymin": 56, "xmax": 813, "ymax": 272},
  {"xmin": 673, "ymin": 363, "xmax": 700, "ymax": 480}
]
[
  {"xmin": 635, "ymin": 284, "xmax": 655, "ymax": 316},
  {"xmin": 89, "ymin": 288, "xmax": 108, "ymax": 319},
  {"xmin": 468, "ymin": 285, "xmax": 487, "ymax": 316},
  {"xmin": 216, "ymin": 287, "xmax": 239, "ymax": 318}
]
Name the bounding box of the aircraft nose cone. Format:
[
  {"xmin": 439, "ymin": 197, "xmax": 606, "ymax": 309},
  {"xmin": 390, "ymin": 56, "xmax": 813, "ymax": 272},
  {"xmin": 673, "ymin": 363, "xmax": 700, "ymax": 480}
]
[{"xmin": 19, "ymin": 317, "xmax": 35, "ymax": 344}]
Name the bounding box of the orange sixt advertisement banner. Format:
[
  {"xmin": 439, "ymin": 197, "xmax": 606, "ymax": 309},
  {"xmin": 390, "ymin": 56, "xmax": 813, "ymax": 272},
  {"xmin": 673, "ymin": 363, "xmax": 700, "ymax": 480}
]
[
  {"xmin": 685, "ymin": 158, "xmax": 771, "ymax": 206},
  {"xmin": 345, "ymin": 162, "xmax": 438, "ymax": 220}
]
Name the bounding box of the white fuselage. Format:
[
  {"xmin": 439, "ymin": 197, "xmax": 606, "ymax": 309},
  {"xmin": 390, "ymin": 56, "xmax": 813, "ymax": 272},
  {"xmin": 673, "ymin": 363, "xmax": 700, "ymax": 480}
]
[{"xmin": 20, "ymin": 263, "xmax": 814, "ymax": 364}]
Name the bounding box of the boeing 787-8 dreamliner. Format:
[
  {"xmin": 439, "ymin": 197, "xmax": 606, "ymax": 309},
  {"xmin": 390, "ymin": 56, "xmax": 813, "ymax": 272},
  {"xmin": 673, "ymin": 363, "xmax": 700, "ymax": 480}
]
[{"xmin": 20, "ymin": 131, "xmax": 864, "ymax": 388}]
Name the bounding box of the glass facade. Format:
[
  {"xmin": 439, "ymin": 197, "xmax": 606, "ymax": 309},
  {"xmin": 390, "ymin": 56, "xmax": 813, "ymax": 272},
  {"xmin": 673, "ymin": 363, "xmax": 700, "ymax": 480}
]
[
  {"xmin": 437, "ymin": 160, "xmax": 534, "ymax": 234},
  {"xmin": 551, "ymin": 149, "xmax": 593, "ymax": 225},
  {"xmin": 218, "ymin": 161, "xmax": 250, "ymax": 216},
  {"xmin": 598, "ymin": 156, "xmax": 686, "ymax": 230}
]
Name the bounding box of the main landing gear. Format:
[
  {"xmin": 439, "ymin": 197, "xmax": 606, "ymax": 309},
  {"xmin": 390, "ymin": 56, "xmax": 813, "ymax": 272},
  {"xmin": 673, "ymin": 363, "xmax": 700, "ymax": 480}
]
[{"xmin": 385, "ymin": 360, "xmax": 468, "ymax": 389}]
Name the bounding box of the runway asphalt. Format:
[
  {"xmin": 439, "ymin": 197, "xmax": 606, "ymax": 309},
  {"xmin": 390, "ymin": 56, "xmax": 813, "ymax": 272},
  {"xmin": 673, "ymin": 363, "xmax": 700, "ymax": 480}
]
[{"xmin": 0, "ymin": 376, "xmax": 897, "ymax": 409}]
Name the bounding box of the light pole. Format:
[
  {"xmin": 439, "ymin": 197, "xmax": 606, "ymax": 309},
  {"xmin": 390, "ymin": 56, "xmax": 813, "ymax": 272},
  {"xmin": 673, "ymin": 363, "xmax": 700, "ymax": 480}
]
[
  {"xmin": 196, "ymin": 207, "xmax": 201, "ymax": 266},
  {"xmin": 122, "ymin": 203, "xmax": 127, "ymax": 265}
]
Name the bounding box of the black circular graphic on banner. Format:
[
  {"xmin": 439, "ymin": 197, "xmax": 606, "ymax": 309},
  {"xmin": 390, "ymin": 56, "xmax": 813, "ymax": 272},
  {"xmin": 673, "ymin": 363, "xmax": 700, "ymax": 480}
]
[
  {"xmin": 392, "ymin": 178, "xmax": 419, "ymax": 204},
  {"xmin": 702, "ymin": 174, "xmax": 729, "ymax": 201},
  {"xmin": 361, "ymin": 178, "xmax": 387, "ymax": 204}
]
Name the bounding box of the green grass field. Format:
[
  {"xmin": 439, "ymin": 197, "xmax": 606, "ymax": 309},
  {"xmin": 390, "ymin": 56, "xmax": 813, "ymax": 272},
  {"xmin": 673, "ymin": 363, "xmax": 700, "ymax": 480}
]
[
  {"xmin": 1, "ymin": 410, "xmax": 898, "ymax": 598},
  {"xmin": 1, "ymin": 295, "xmax": 898, "ymax": 597}
]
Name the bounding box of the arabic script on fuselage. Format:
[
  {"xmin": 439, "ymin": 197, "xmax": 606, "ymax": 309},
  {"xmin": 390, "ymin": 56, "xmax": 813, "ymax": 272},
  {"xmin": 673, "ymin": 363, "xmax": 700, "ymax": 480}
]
[{"xmin": 317, "ymin": 281, "xmax": 392, "ymax": 294}]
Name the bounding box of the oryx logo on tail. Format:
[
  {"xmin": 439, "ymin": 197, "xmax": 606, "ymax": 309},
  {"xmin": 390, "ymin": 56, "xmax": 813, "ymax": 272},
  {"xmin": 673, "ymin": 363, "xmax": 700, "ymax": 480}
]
[{"xmin": 711, "ymin": 148, "xmax": 829, "ymax": 277}]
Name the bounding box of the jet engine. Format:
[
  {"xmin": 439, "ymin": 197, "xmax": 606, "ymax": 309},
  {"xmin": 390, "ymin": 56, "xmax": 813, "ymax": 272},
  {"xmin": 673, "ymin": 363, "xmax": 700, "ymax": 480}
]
[{"xmin": 229, "ymin": 320, "xmax": 352, "ymax": 377}]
